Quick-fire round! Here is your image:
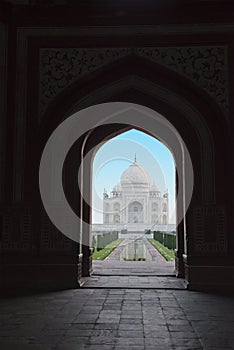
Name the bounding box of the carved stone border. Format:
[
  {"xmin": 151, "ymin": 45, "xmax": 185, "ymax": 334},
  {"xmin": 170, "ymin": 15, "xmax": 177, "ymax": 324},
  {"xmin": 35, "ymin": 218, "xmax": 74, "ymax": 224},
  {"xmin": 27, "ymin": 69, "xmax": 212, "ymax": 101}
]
[
  {"xmin": 39, "ymin": 46, "xmax": 229, "ymax": 119},
  {"xmin": 193, "ymin": 206, "xmax": 227, "ymax": 254}
]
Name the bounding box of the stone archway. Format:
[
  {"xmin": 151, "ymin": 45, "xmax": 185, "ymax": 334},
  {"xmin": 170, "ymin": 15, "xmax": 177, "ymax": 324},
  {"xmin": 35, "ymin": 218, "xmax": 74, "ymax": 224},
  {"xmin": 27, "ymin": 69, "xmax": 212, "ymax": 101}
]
[
  {"xmin": 0, "ymin": 20, "xmax": 232, "ymax": 292},
  {"xmin": 36, "ymin": 57, "xmax": 228, "ymax": 289},
  {"xmin": 128, "ymin": 201, "xmax": 144, "ymax": 224},
  {"xmin": 73, "ymin": 102, "xmax": 193, "ymax": 280}
]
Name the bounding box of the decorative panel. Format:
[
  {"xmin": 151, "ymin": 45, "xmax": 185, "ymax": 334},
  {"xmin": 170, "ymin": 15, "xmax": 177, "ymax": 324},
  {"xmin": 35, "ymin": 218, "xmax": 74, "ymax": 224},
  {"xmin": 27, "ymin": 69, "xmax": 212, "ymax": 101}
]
[
  {"xmin": 40, "ymin": 211, "xmax": 73, "ymax": 252},
  {"xmin": 0, "ymin": 208, "xmax": 32, "ymax": 252},
  {"xmin": 193, "ymin": 206, "xmax": 227, "ymax": 254},
  {"xmin": 39, "ymin": 46, "xmax": 228, "ymax": 119},
  {"xmin": 137, "ymin": 47, "xmax": 228, "ymax": 113},
  {"xmin": 39, "ymin": 48, "xmax": 131, "ymax": 117}
]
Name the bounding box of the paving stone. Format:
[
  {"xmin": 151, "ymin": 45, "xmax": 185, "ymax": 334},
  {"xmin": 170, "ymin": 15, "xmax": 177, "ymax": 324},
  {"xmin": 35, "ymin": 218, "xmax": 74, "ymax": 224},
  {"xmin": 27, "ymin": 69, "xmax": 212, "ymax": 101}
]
[
  {"xmin": 170, "ymin": 331, "xmax": 198, "ymax": 339},
  {"xmin": 171, "ymin": 338, "xmax": 203, "ymax": 347},
  {"xmin": 143, "ymin": 325, "xmax": 168, "ymax": 331},
  {"xmin": 118, "ymin": 324, "xmax": 143, "ymax": 330},
  {"xmin": 114, "ymin": 347, "xmax": 143, "ymax": 350},
  {"xmin": 72, "ymin": 316, "xmax": 98, "ymax": 324},
  {"xmin": 167, "ymin": 319, "xmax": 191, "ymax": 325},
  {"xmin": 99, "ymin": 310, "xmax": 121, "ymax": 315},
  {"xmin": 65, "ymin": 329, "xmax": 93, "ymax": 337},
  {"xmin": 0, "ymin": 344, "xmax": 51, "ymax": 350},
  {"xmin": 96, "ymin": 317, "xmax": 120, "ymax": 324},
  {"xmin": 69, "ymin": 324, "xmax": 94, "ymax": 330},
  {"xmin": 90, "ymin": 329, "xmax": 117, "ymax": 337},
  {"xmin": 85, "ymin": 346, "xmax": 114, "ymax": 350},
  {"xmin": 45, "ymin": 323, "xmax": 72, "ymax": 330},
  {"xmin": 145, "ymin": 337, "xmax": 173, "ymax": 346},
  {"xmin": 56, "ymin": 345, "xmax": 86, "ymax": 350},
  {"xmin": 145, "ymin": 346, "xmax": 173, "ymax": 350},
  {"xmin": 144, "ymin": 330, "xmax": 170, "ymax": 338},
  {"xmin": 120, "ymin": 318, "xmax": 143, "ymax": 324},
  {"xmin": 172, "ymin": 347, "xmax": 203, "ymax": 350},
  {"xmin": 120, "ymin": 314, "xmax": 142, "ymax": 319},
  {"xmin": 115, "ymin": 337, "xmax": 144, "ymax": 346},
  {"xmin": 93, "ymin": 324, "xmax": 119, "ymax": 330},
  {"xmin": 59, "ymin": 336, "xmax": 88, "ymax": 344},
  {"xmin": 117, "ymin": 330, "xmax": 144, "ymax": 337},
  {"xmin": 168, "ymin": 324, "xmax": 194, "ymax": 332},
  {"xmin": 29, "ymin": 335, "xmax": 62, "ymax": 344},
  {"xmin": 87, "ymin": 336, "xmax": 115, "ymax": 345}
]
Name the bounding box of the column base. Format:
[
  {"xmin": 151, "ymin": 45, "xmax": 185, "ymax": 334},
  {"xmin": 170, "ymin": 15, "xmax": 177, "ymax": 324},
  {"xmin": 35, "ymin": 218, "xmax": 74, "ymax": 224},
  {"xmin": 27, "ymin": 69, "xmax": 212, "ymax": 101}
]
[
  {"xmin": 82, "ymin": 246, "xmax": 94, "ymax": 277},
  {"xmin": 184, "ymin": 263, "xmax": 234, "ymax": 292},
  {"xmin": 0, "ymin": 262, "xmax": 80, "ymax": 294},
  {"xmin": 174, "ymin": 249, "xmax": 185, "ymax": 278}
]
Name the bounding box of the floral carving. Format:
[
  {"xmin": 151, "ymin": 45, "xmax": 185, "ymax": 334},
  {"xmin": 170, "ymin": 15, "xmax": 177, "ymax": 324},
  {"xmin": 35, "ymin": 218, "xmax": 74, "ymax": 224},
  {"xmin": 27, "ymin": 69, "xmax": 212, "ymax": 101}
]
[
  {"xmin": 39, "ymin": 48, "xmax": 131, "ymax": 117},
  {"xmin": 137, "ymin": 46, "xmax": 228, "ymax": 113},
  {"xmin": 193, "ymin": 206, "xmax": 227, "ymax": 254},
  {"xmin": 39, "ymin": 46, "xmax": 228, "ymax": 118}
]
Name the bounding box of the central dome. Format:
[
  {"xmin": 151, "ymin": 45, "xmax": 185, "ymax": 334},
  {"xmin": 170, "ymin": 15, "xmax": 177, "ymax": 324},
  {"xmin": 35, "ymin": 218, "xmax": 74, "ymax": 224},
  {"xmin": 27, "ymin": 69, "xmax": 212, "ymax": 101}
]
[{"xmin": 120, "ymin": 161, "xmax": 150, "ymax": 189}]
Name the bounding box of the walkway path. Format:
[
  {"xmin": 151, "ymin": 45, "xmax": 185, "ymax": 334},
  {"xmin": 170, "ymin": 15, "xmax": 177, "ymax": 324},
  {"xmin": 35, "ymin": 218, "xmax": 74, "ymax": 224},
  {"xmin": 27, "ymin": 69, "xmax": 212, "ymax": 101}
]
[
  {"xmin": 89, "ymin": 238, "xmax": 176, "ymax": 289},
  {"xmin": 105, "ymin": 238, "xmax": 168, "ymax": 263},
  {"xmin": 93, "ymin": 260, "xmax": 175, "ymax": 276}
]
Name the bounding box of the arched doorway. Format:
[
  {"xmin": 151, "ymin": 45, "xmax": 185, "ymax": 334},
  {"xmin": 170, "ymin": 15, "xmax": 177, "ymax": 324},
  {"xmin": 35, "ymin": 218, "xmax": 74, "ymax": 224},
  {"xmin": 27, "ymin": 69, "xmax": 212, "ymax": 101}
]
[
  {"xmin": 87, "ymin": 123, "xmax": 180, "ymax": 279},
  {"xmin": 128, "ymin": 201, "xmax": 143, "ymax": 224},
  {"xmin": 38, "ymin": 59, "xmax": 222, "ymax": 289},
  {"xmin": 90, "ymin": 127, "xmax": 177, "ymax": 277},
  {"xmin": 55, "ymin": 102, "xmax": 195, "ymax": 280}
]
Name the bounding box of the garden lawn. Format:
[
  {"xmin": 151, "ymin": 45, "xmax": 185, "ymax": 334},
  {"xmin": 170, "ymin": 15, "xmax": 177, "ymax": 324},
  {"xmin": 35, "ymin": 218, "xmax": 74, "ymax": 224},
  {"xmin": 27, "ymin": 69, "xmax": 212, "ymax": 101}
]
[
  {"xmin": 92, "ymin": 239, "xmax": 123, "ymax": 260},
  {"xmin": 148, "ymin": 239, "xmax": 175, "ymax": 261}
]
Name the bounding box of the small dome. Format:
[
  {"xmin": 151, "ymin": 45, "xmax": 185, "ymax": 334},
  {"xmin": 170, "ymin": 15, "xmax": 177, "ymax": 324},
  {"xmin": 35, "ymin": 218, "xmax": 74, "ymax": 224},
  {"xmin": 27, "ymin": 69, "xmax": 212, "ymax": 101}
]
[
  {"xmin": 113, "ymin": 183, "xmax": 122, "ymax": 192},
  {"xmin": 150, "ymin": 184, "xmax": 160, "ymax": 192},
  {"xmin": 120, "ymin": 161, "xmax": 150, "ymax": 189}
]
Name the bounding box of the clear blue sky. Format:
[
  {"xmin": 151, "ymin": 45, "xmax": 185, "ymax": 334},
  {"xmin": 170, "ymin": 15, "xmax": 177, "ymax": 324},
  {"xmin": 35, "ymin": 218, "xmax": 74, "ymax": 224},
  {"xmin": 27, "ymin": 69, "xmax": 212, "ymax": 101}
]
[{"xmin": 92, "ymin": 129, "xmax": 176, "ymax": 224}]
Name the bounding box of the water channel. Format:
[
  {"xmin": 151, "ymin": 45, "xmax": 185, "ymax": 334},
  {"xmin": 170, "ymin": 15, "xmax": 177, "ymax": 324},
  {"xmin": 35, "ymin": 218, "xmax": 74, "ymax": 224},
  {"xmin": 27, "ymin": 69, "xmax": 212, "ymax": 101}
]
[{"xmin": 119, "ymin": 238, "xmax": 152, "ymax": 261}]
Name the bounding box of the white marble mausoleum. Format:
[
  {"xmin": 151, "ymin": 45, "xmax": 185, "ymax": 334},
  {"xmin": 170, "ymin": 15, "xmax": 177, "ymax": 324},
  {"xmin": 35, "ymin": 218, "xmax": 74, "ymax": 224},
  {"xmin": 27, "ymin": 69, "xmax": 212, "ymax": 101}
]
[{"xmin": 103, "ymin": 158, "xmax": 169, "ymax": 226}]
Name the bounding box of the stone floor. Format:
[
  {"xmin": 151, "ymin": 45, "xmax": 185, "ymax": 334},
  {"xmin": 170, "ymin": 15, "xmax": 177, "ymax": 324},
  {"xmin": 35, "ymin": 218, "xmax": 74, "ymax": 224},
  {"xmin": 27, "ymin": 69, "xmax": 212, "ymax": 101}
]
[
  {"xmin": 0, "ymin": 243, "xmax": 233, "ymax": 350},
  {"xmin": 1, "ymin": 276, "xmax": 234, "ymax": 350}
]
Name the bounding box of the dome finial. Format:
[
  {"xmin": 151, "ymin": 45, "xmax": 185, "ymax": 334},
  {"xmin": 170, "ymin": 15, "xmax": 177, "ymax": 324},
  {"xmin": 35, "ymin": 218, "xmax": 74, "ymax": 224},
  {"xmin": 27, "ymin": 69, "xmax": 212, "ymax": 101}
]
[{"xmin": 134, "ymin": 153, "xmax": 137, "ymax": 163}]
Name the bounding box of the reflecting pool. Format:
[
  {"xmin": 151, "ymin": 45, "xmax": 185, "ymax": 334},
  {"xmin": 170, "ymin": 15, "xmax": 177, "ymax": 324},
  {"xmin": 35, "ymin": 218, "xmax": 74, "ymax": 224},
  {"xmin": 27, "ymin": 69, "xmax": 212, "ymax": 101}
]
[{"xmin": 119, "ymin": 238, "xmax": 152, "ymax": 261}]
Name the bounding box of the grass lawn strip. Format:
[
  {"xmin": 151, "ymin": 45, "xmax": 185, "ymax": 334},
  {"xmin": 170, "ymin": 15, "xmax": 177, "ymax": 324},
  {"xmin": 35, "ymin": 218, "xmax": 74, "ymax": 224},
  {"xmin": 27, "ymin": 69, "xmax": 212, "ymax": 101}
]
[
  {"xmin": 92, "ymin": 239, "xmax": 124, "ymax": 260},
  {"xmin": 148, "ymin": 239, "xmax": 175, "ymax": 261}
]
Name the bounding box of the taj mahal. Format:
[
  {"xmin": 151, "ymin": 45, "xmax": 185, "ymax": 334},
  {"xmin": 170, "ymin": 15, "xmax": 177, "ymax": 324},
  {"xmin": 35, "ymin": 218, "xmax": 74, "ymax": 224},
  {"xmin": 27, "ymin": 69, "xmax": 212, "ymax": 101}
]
[{"xmin": 103, "ymin": 157, "xmax": 169, "ymax": 227}]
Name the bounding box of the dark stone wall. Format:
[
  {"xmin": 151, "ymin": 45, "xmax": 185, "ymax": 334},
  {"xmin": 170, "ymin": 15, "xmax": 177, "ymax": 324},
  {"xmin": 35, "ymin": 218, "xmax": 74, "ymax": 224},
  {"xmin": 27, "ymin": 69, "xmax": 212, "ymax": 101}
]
[{"xmin": 0, "ymin": 2, "xmax": 234, "ymax": 292}]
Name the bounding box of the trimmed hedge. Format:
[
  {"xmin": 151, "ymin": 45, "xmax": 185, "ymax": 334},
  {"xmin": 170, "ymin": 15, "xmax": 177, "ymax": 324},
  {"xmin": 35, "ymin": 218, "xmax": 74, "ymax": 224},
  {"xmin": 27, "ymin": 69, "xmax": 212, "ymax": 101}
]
[
  {"xmin": 153, "ymin": 231, "xmax": 176, "ymax": 250},
  {"xmin": 92, "ymin": 239, "xmax": 123, "ymax": 260},
  {"xmin": 94, "ymin": 231, "xmax": 119, "ymax": 251}
]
